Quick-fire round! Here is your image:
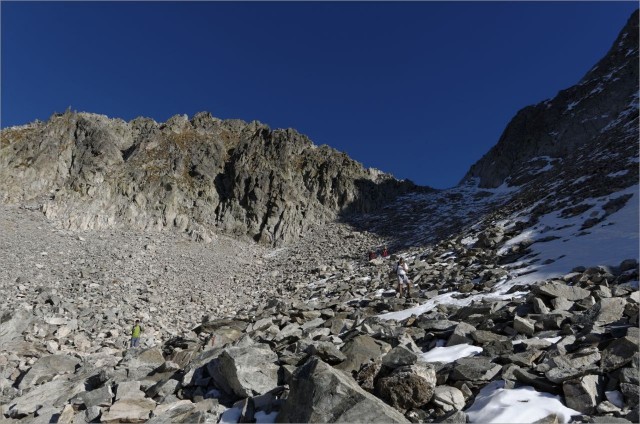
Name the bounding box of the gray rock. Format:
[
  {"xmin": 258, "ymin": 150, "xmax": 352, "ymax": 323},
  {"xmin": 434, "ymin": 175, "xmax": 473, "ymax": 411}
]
[
  {"xmin": 601, "ymin": 336, "xmax": 639, "ymax": 372},
  {"xmin": 276, "ymin": 357, "xmax": 409, "ymax": 423},
  {"xmin": 85, "ymin": 406, "xmax": 103, "ymax": 422},
  {"xmin": 620, "ymin": 383, "xmax": 639, "ymax": 407},
  {"xmin": 534, "ymin": 282, "xmax": 591, "ymax": 301},
  {"xmin": 7, "ymin": 379, "xmax": 84, "ymax": 418},
  {"xmin": 563, "ymin": 375, "xmax": 603, "ymax": 414},
  {"xmin": 19, "ymin": 354, "xmax": 81, "ymax": 389},
  {"xmin": 551, "ymin": 297, "xmax": 574, "ymax": 311},
  {"xmin": 471, "ymin": 330, "xmax": 508, "ymax": 344},
  {"xmin": 101, "ymin": 397, "xmax": 157, "ymax": 423},
  {"xmin": 336, "ymin": 335, "xmax": 391, "ymax": 374},
  {"xmin": 434, "ymin": 410, "xmax": 468, "ymax": 423},
  {"xmin": 593, "ymin": 298, "xmax": 627, "ymax": 325},
  {"xmin": 211, "ymin": 344, "xmax": 278, "ymax": 398},
  {"xmin": 115, "ymin": 380, "xmax": 146, "ymax": 400},
  {"xmin": 450, "ymin": 357, "xmax": 501, "ymax": 381},
  {"xmin": 513, "ymin": 315, "xmax": 536, "ymax": 336},
  {"xmin": 0, "ymin": 309, "xmax": 33, "ymax": 354},
  {"xmin": 431, "ymin": 385, "xmax": 466, "ymax": 412},
  {"xmin": 381, "ymin": 345, "xmax": 418, "ymax": 368},
  {"xmin": 71, "ymin": 384, "xmax": 114, "ymax": 408},
  {"xmin": 305, "ymin": 341, "xmax": 347, "ymax": 365},
  {"xmin": 148, "ymin": 400, "xmax": 196, "ymax": 423},
  {"xmin": 532, "ymin": 298, "xmax": 551, "ymax": 314},
  {"xmin": 376, "ymin": 363, "xmax": 437, "ymax": 412}
]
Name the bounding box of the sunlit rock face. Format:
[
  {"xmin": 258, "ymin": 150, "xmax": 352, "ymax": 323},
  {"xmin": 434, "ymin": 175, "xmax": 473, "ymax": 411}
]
[{"xmin": 0, "ymin": 112, "xmax": 417, "ymax": 245}]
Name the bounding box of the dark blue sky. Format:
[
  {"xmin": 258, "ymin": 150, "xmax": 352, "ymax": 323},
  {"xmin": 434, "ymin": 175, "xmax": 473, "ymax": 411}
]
[{"xmin": 2, "ymin": 2, "xmax": 637, "ymax": 188}]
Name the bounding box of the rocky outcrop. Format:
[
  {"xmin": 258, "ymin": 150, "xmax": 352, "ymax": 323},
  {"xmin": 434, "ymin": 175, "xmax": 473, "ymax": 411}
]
[
  {"xmin": 276, "ymin": 358, "xmax": 409, "ymax": 423},
  {"xmin": 0, "ymin": 113, "xmax": 417, "ymax": 245},
  {"xmin": 463, "ymin": 10, "xmax": 638, "ymax": 188}
]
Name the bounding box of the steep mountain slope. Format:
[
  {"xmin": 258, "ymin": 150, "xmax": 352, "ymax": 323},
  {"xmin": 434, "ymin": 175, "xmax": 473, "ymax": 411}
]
[
  {"xmin": 356, "ymin": 10, "xmax": 638, "ymax": 263},
  {"xmin": 463, "ymin": 10, "xmax": 638, "ymax": 189},
  {"xmin": 0, "ymin": 113, "xmax": 417, "ymax": 245}
]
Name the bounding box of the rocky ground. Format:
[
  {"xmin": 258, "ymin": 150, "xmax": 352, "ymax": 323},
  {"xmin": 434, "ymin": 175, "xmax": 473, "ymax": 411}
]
[{"xmin": 1, "ymin": 199, "xmax": 638, "ymax": 423}]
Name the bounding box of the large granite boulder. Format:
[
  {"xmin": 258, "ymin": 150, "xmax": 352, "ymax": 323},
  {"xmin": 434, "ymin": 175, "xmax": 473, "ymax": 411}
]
[
  {"xmin": 375, "ymin": 363, "xmax": 437, "ymax": 412},
  {"xmin": 18, "ymin": 354, "xmax": 81, "ymax": 389},
  {"xmin": 209, "ymin": 344, "xmax": 278, "ymax": 398},
  {"xmin": 277, "ymin": 357, "xmax": 409, "ymax": 423},
  {"xmin": 336, "ymin": 334, "xmax": 391, "ymax": 374}
]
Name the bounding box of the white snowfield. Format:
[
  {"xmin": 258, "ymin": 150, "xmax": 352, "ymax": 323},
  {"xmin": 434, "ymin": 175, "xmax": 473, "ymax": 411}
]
[
  {"xmin": 466, "ymin": 380, "xmax": 581, "ymax": 423},
  {"xmin": 418, "ymin": 343, "xmax": 483, "ymax": 363}
]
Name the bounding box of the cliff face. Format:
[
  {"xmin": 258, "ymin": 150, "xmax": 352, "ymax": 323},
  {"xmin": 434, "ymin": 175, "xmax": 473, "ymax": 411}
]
[
  {"xmin": 0, "ymin": 112, "xmax": 417, "ymax": 245},
  {"xmin": 464, "ymin": 10, "xmax": 639, "ymax": 188}
]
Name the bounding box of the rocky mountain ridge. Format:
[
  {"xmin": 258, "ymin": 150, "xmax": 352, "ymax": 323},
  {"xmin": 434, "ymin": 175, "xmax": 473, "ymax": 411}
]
[{"xmin": 0, "ymin": 112, "xmax": 418, "ymax": 246}]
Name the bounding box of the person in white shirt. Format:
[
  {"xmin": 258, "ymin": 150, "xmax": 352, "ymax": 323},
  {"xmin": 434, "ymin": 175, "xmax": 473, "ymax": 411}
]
[{"xmin": 396, "ymin": 257, "xmax": 412, "ymax": 298}]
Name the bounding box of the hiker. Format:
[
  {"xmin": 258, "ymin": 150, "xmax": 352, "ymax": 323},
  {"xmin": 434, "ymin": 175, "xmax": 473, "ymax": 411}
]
[
  {"xmin": 396, "ymin": 258, "xmax": 412, "ymax": 297},
  {"xmin": 381, "ymin": 246, "xmax": 389, "ymax": 257},
  {"xmin": 368, "ymin": 250, "xmax": 377, "ymax": 260},
  {"xmin": 130, "ymin": 320, "xmax": 143, "ymax": 348}
]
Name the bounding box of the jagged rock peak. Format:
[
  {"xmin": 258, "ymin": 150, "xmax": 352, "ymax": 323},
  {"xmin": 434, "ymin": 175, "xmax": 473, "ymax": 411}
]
[
  {"xmin": 0, "ymin": 111, "xmax": 420, "ymax": 245},
  {"xmin": 463, "ymin": 9, "xmax": 639, "ymax": 188}
]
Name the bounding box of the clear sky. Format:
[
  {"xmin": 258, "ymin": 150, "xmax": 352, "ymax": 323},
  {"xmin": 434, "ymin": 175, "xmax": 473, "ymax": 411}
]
[{"xmin": 2, "ymin": 2, "xmax": 637, "ymax": 188}]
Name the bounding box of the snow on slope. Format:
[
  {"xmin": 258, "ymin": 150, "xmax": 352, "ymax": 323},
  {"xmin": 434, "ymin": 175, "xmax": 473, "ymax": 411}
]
[
  {"xmin": 379, "ymin": 184, "xmax": 638, "ymax": 322},
  {"xmin": 465, "ymin": 380, "xmax": 580, "ymax": 423},
  {"xmin": 501, "ymin": 184, "xmax": 639, "ymax": 285}
]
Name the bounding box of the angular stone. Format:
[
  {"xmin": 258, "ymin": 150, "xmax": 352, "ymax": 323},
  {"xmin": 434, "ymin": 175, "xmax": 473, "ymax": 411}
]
[
  {"xmin": 355, "ymin": 361, "xmax": 383, "ymax": 392},
  {"xmin": 601, "ymin": 336, "xmax": 639, "ymax": 372},
  {"xmin": 101, "ymin": 397, "xmax": 156, "ymax": 423},
  {"xmin": 381, "ymin": 345, "xmax": 418, "ymax": 368},
  {"xmin": 534, "ymin": 282, "xmax": 591, "ymax": 301},
  {"xmin": 551, "ymin": 298, "xmax": 574, "ymax": 311},
  {"xmin": 301, "ymin": 318, "xmax": 324, "ymax": 331},
  {"xmin": 471, "ymin": 330, "xmax": 508, "ymax": 344},
  {"xmin": 7, "ymin": 379, "xmax": 84, "ymax": 418},
  {"xmin": 513, "ymin": 316, "xmax": 536, "ymax": 336},
  {"xmin": 71, "ymin": 384, "xmax": 114, "ymax": 408},
  {"xmin": 512, "ymin": 367, "xmax": 560, "ymax": 394},
  {"xmin": 593, "ymin": 298, "xmax": 627, "ymax": 325},
  {"xmin": 306, "ymin": 341, "xmax": 347, "ymax": 365},
  {"xmin": 552, "ymin": 348, "xmax": 601, "ymax": 371},
  {"xmin": 532, "ymin": 298, "xmax": 550, "ymax": 314},
  {"xmin": 450, "ymin": 357, "xmax": 501, "ymax": 381},
  {"xmin": 432, "ymin": 385, "xmax": 465, "ymax": 412},
  {"xmin": 274, "ymin": 323, "xmax": 302, "ymax": 342},
  {"xmin": 545, "ymin": 366, "xmax": 599, "ymax": 384},
  {"xmin": 620, "ymin": 383, "xmax": 639, "ymax": 407},
  {"xmin": 435, "ymin": 410, "xmax": 468, "ymax": 423},
  {"xmin": 18, "ymin": 354, "xmax": 81, "ymax": 389},
  {"xmin": 563, "ymin": 375, "xmax": 603, "ymax": 414},
  {"xmin": 376, "ymin": 363, "xmax": 437, "ymax": 412},
  {"xmin": 210, "ymin": 344, "xmax": 278, "ymax": 398},
  {"xmin": 116, "ymin": 381, "xmax": 146, "ymax": 400},
  {"xmin": 277, "ymin": 358, "xmax": 409, "ymax": 423},
  {"xmin": 336, "ymin": 335, "xmax": 391, "ymax": 374},
  {"xmin": 508, "ymin": 350, "xmax": 544, "ymax": 367}
]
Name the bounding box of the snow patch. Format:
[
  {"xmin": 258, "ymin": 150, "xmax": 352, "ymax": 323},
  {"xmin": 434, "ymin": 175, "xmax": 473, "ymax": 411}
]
[
  {"xmin": 607, "ymin": 169, "xmax": 629, "ymax": 178},
  {"xmin": 504, "ymin": 185, "xmax": 639, "ymax": 286},
  {"xmin": 418, "ymin": 344, "xmax": 483, "ymax": 363},
  {"xmin": 465, "ymin": 380, "xmax": 580, "ymax": 423}
]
